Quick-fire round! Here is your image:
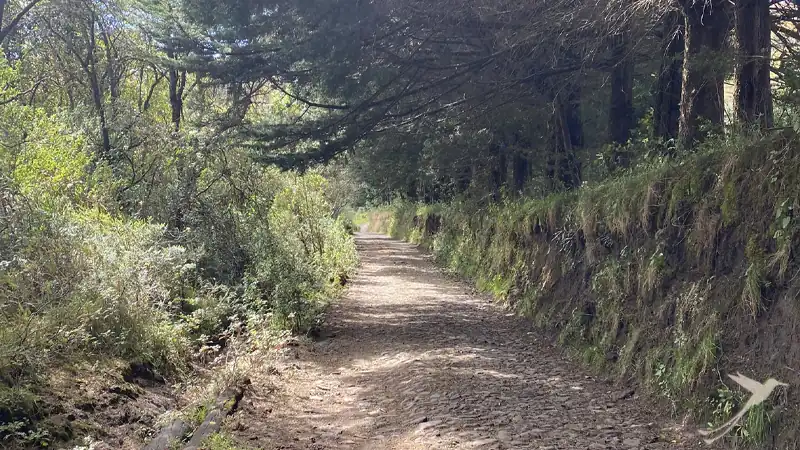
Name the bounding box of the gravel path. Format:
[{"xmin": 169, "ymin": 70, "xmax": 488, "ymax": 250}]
[{"xmin": 232, "ymin": 233, "xmax": 705, "ymax": 449}]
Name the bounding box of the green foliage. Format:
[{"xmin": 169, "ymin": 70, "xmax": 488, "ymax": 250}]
[
  {"xmin": 12, "ymin": 117, "xmax": 86, "ymax": 201},
  {"xmin": 0, "ymin": 385, "xmax": 48, "ymax": 446},
  {"xmin": 187, "ymin": 402, "xmax": 210, "ymax": 427},
  {"xmin": 0, "ymin": 104, "xmax": 357, "ymax": 447},
  {"xmin": 2, "ymin": 0, "xmax": 798, "ymax": 444},
  {"xmin": 640, "ymin": 248, "xmax": 666, "ymax": 300},
  {"xmin": 588, "ymin": 260, "xmax": 630, "ymax": 356},
  {"xmin": 769, "ymin": 198, "xmax": 795, "ymax": 282},
  {"xmin": 721, "ymin": 175, "xmax": 739, "ymax": 226},
  {"xmin": 230, "ymin": 171, "xmax": 361, "ymax": 334},
  {"xmin": 269, "ymin": 173, "xmax": 358, "ymax": 289},
  {"xmin": 616, "ymin": 327, "xmax": 641, "ymax": 378},
  {"xmin": 0, "ymin": 208, "xmax": 193, "ymax": 391},
  {"xmin": 708, "ymin": 386, "xmax": 774, "ymax": 447},
  {"xmin": 740, "ymin": 403, "xmax": 772, "ymax": 446},
  {"xmin": 0, "ymin": 419, "xmax": 51, "ymax": 448},
  {"xmin": 202, "ymin": 432, "xmax": 246, "ymax": 450}
]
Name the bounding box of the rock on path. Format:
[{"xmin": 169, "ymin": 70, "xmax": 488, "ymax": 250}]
[{"xmin": 229, "ymin": 233, "xmax": 704, "ymax": 449}]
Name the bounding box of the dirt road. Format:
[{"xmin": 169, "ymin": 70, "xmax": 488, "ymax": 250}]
[{"xmin": 230, "ymin": 233, "xmax": 703, "ymax": 449}]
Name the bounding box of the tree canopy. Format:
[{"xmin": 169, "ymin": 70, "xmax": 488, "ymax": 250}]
[{"xmin": 3, "ymin": 0, "xmax": 799, "ymax": 204}]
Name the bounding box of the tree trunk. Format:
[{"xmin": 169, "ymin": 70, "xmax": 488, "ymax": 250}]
[
  {"xmin": 678, "ymin": 0, "xmax": 731, "ymax": 149},
  {"xmin": 565, "ymin": 86, "xmax": 584, "ymax": 148},
  {"xmin": 491, "ymin": 147, "xmax": 507, "ymax": 200},
  {"xmin": 86, "ymin": 14, "xmax": 112, "ymax": 161},
  {"xmin": 166, "ymin": 49, "xmax": 191, "ymax": 229},
  {"xmin": 456, "ymin": 165, "xmax": 472, "ymax": 193},
  {"xmin": 183, "ymin": 383, "xmax": 247, "ymax": 450},
  {"xmin": 405, "ymin": 182, "xmax": 416, "ymax": 201},
  {"xmin": 99, "ymin": 26, "xmax": 120, "ymax": 101},
  {"xmin": 142, "ymin": 420, "xmax": 189, "ymax": 450},
  {"xmin": 167, "ymin": 48, "xmax": 187, "ymax": 132},
  {"xmin": 609, "ymin": 33, "xmax": 635, "ymax": 146},
  {"xmin": 547, "ymin": 91, "xmax": 582, "ymax": 190},
  {"xmin": 0, "ymin": 0, "xmax": 44, "ymax": 44},
  {"xmin": 167, "ymin": 164, "xmax": 199, "ymax": 232},
  {"xmin": 734, "ymin": 0, "xmax": 773, "ymax": 128},
  {"xmin": 168, "ymin": 68, "xmax": 186, "ymax": 131},
  {"xmin": 512, "ymin": 152, "xmax": 529, "ymax": 194},
  {"xmin": 654, "ymin": 11, "xmax": 684, "ymax": 142},
  {"xmin": 0, "ymin": 0, "xmax": 5, "ymax": 38}
]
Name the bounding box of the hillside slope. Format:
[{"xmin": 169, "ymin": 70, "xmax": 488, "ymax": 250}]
[{"xmin": 368, "ymin": 132, "xmax": 800, "ymax": 449}]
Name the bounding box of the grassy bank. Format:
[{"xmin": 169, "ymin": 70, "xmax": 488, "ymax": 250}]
[{"xmin": 367, "ymin": 131, "xmax": 800, "ymax": 449}]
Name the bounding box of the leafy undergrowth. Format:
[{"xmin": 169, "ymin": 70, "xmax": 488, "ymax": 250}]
[
  {"xmin": 368, "ymin": 131, "xmax": 800, "ymax": 449},
  {"xmin": 0, "ymin": 134, "xmax": 358, "ymax": 449}
]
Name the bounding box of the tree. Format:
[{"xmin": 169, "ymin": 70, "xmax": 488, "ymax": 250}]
[
  {"xmin": 734, "ymin": 0, "xmax": 773, "ymax": 128},
  {"xmin": 38, "ymin": 0, "xmax": 125, "ymax": 160},
  {"xmin": 608, "ymin": 31, "xmax": 635, "ymax": 169},
  {"xmin": 546, "ymin": 84, "xmax": 583, "ymax": 190},
  {"xmin": 653, "ymin": 10, "xmax": 684, "ymax": 142},
  {"xmin": 677, "ymin": 0, "xmax": 731, "ymax": 149},
  {"xmin": 0, "ymin": 0, "xmax": 44, "ymax": 44}
]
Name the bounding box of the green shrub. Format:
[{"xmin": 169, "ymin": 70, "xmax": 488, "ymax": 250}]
[
  {"xmin": 1, "ymin": 208, "xmax": 193, "ymax": 381},
  {"xmin": 258, "ymin": 173, "xmax": 358, "ymax": 333},
  {"xmin": 0, "ymin": 103, "xmax": 359, "ymax": 446}
]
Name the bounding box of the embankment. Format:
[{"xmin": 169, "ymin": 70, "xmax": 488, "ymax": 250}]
[{"xmin": 368, "ymin": 132, "xmax": 800, "ymax": 449}]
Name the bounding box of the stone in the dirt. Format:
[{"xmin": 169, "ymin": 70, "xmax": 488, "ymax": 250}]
[
  {"xmin": 614, "ymin": 389, "xmax": 635, "ymax": 401},
  {"xmin": 470, "ymin": 437, "xmax": 498, "ymax": 446},
  {"xmin": 416, "ymin": 420, "xmax": 442, "ymax": 433},
  {"xmin": 623, "ymin": 437, "xmax": 642, "ymax": 447},
  {"xmin": 518, "ymin": 428, "xmax": 545, "ymax": 438}
]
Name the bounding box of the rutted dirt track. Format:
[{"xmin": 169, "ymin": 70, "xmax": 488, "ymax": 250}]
[{"xmin": 231, "ymin": 233, "xmax": 704, "ymax": 449}]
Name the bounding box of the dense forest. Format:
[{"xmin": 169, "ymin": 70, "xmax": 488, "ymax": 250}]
[{"xmin": 2, "ymin": 0, "xmax": 800, "ymax": 448}]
